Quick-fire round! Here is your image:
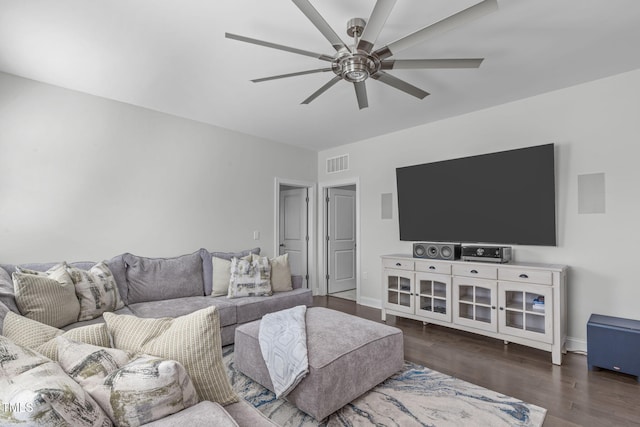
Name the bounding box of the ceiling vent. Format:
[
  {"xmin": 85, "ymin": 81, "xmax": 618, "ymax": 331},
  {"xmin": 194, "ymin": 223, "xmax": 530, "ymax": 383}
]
[{"xmin": 326, "ymin": 154, "xmax": 349, "ymax": 174}]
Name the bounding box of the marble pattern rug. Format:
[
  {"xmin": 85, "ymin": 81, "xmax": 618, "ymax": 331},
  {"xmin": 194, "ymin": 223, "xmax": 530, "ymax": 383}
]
[{"xmin": 223, "ymin": 346, "xmax": 546, "ymax": 427}]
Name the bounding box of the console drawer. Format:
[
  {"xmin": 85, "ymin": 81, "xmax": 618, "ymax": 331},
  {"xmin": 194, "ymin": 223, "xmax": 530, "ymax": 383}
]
[
  {"xmin": 415, "ymin": 261, "xmax": 452, "ymax": 275},
  {"xmin": 383, "ymin": 258, "xmax": 414, "ymax": 271},
  {"xmin": 452, "ymin": 264, "xmax": 497, "ymax": 279},
  {"xmin": 499, "ymin": 268, "xmax": 552, "ymax": 285}
]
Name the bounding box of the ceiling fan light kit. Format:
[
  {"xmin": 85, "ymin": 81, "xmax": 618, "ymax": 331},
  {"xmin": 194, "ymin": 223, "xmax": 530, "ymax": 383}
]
[{"xmin": 226, "ymin": 0, "xmax": 498, "ymax": 110}]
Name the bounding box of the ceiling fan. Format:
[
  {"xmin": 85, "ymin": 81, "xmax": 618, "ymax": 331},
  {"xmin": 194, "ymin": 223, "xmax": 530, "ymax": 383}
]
[{"xmin": 226, "ymin": 0, "xmax": 498, "ymax": 110}]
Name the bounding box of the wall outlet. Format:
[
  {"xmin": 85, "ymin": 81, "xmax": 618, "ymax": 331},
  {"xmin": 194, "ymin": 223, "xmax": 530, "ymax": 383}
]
[
  {"xmin": 253, "ymin": 231, "xmax": 260, "ymax": 240},
  {"xmin": 362, "ymin": 271, "xmax": 368, "ymax": 280}
]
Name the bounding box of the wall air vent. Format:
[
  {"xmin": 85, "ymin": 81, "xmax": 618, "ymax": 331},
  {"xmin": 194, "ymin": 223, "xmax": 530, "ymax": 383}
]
[{"xmin": 326, "ymin": 154, "xmax": 349, "ymax": 174}]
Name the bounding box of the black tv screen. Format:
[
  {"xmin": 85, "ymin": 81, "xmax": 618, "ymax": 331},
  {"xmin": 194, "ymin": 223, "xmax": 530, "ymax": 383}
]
[{"xmin": 396, "ymin": 144, "xmax": 556, "ymax": 246}]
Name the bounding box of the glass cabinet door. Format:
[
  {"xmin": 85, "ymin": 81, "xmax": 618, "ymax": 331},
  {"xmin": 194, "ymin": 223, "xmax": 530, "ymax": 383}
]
[
  {"xmin": 453, "ymin": 277, "xmax": 498, "ymax": 332},
  {"xmin": 499, "ymin": 282, "xmax": 553, "ymax": 343},
  {"xmin": 384, "ymin": 269, "xmax": 414, "ymax": 314},
  {"xmin": 415, "ymin": 272, "xmax": 451, "ymax": 322}
]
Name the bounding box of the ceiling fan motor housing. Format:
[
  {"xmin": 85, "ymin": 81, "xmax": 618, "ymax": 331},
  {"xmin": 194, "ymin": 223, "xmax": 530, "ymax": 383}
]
[
  {"xmin": 333, "ymin": 17, "xmax": 382, "ymax": 83},
  {"xmin": 335, "ymin": 51, "xmax": 379, "ymax": 83}
]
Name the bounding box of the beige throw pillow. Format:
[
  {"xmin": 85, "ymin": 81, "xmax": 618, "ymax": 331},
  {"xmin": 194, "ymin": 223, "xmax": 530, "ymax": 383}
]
[
  {"xmin": 2, "ymin": 311, "xmax": 61, "ymax": 348},
  {"xmin": 103, "ymin": 307, "xmax": 238, "ymax": 406},
  {"xmin": 2, "ymin": 311, "xmax": 111, "ymax": 361},
  {"xmin": 269, "ymin": 253, "xmax": 293, "ymax": 292},
  {"xmin": 12, "ymin": 263, "xmax": 80, "ymax": 328},
  {"xmin": 211, "ymin": 256, "xmax": 232, "ymax": 297},
  {"xmin": 67, "ymin": 262, "xmax": 125, "ymax": 321}
]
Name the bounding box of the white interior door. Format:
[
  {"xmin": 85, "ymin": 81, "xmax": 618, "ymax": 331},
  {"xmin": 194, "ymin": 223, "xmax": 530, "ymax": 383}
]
[
  {"xmin": 279, "ymin": 188, "xmax": 308, "ymax": 282},
  {"xmin": 327, "ymin": 187, "xmax": 356, "ymax": 293}
]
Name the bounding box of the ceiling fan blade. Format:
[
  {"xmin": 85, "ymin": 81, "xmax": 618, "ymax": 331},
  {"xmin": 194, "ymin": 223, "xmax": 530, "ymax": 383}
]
[
  {"xmin": 225, "ymin": 33, "xmax": 334, "ymax": 62},
  {"xmin": 354, "ymin": 81, "xmax": 368, "ymax": 109},
  {"xmin": 302, "ymin": 76, "xmax": 342, "ymax": 104},
  {"xmin": 292, "ymin": 0, "xmax": 348, "ymax": 52},
  {"xmin": 374, "ymin": 0, "xmax": 498, "ymax": 60},
  {"xmin": 252, "ymin": 68, "xmax": 333, "ymax": 83},
  {"xmin": 357, "ymin": 0, "xmax": 397, "ymax": 53},
  {"xmin": 381, "ymin": 58, "xmax": 484, "ymax": 70},
  {"xmin": 371, "ymin": 71, "xmax": 429, "ymax": 99}
]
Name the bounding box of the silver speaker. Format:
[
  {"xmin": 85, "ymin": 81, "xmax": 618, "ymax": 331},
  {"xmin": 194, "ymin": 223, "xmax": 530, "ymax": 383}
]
[{"xmin": 413, "ymin": 242, "xmax": 461, "ymax": 260}]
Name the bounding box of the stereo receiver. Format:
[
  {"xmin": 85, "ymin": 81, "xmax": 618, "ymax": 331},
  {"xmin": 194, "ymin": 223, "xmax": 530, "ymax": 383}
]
[{"xmin": 461, "ymin": 246, "xmax": 512, "ymax": 263}]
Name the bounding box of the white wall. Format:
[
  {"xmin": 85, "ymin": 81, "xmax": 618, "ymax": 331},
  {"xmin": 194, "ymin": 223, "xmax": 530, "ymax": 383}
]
[
  {"xmin": 0, "ymin": 72, "xmax": 317, "ymax": 263},
  {"xmin": 318, "ymin": 68, "xmax": 640, "ymax": 348}
]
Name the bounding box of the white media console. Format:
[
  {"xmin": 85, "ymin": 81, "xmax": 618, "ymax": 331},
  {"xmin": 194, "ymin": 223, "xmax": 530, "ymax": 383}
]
[{"xmin": 381, "ymin": 254, "xmax": 568, "ymax": 365}]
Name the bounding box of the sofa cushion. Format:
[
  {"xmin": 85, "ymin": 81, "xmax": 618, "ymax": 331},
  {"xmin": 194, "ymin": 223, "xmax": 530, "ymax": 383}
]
[
  {"xmin": 2, "ymin": 311, "xmax": 112, "ymax": 361},
  {"xmin": 0, "ymin": 336, "xmax": 112, "ymax": 426},
  {"xmin": 58, "ymin": 338, "xmax": 198, "ymax": 427},
  {"xmin": 128, "ymin": 296, "xmax": 237, "ymax": 327},
  {"xmin": 12, "ymin": 264, "xmax": 81, "ymax": 328},
  {"xmin": 67, "ymin": 262, "xmax": 125, "ymax": 321},
  {"xmin": 223, "ymin": 400, "xmax": 279, "ymax": 427},
  {"xmin": 201, "ymin": 248, "xmax": 260, "ymax": 296},
  {"xmin": 142, "ymin": 401, "xmax": 240, "ymax": 427},
  {"xmin": 228, "ymin": 256, "xmax": 272, "ymax": 298},
  {"xmin": 123, "ymin": 251, "xmax": 205, "ymax": 304},
  {"xmin": 104, "ymin": 306, "xmax": 238, "ymax": 406},
  {"xmin": 230, "ymin": 288, "xmax": 314, "ymax": 324}
]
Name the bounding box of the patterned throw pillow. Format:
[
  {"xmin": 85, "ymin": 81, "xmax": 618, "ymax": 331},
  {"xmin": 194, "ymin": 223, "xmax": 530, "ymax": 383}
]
[
  {"xmin": 103, "ymin": 307, "xmax": 238, "ymax": 406},
  {"xmin": 57, "ymin": 338, "xmax": 197, "ymax": 427},
  {"xmin": 66, "ymin": 263, "xmax": 125, "ymax": 321},
  {"xmin": 227, "ymin": 256, "xmax": 272, "ymax": 298},
  {"xmin": 2, "ymin": 311, "xmax": 111, "ymax": 361},
  {"xmin": 269, "ymin": 253, "xmax": 293, "ymax": 292},
  {"xmin": 0, "ymin": 336, "xmax": 112, "ymax": 427},
  {"xmin": 12, "ymin": 263, "xmax": 81, "ymax": 328},
  {"xmin": 56, "ymin": 337, "xmax": 133, "ymax": 386},
  {"xmin": 211, "ymin": 255, "xmax": 253, "ymax": 297}
]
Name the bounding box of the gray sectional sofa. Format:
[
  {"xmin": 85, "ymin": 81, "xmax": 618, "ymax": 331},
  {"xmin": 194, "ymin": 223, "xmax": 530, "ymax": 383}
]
[
  {"xmin": 0, "ymin": 248, "xmax": 313, "ymax": 344},
  {"xmin": 0, "ymin": 247, "xmax": 313, "ymax": 426}
]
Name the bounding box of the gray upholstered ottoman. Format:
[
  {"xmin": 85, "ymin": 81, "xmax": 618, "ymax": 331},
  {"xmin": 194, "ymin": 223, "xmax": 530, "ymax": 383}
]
[{"xmin": 234, "ymin": 307, "xmax": 404, "ymax": 421}]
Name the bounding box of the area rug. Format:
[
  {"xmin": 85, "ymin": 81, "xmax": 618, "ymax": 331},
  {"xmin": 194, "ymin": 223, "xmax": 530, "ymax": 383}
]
[{"xmin": 222, "ymin": 346, "xmax": 546, "ymax": 427}]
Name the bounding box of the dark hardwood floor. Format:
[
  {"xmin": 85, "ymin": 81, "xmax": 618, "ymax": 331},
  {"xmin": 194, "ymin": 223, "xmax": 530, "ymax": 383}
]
[{"xmin": 313, "ymin": 296, "xmax": 640, "ymax": 427}]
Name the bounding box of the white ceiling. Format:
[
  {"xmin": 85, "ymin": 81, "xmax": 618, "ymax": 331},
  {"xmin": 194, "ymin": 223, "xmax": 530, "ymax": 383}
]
[{"xmin": 1, "ymin": 0, "xmax": 639, "ymax": 151}]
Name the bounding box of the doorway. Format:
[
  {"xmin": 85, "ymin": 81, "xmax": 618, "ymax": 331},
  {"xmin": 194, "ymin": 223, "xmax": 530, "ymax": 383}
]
[
  {"xmin": 275, "ymin": 179, "xmax": 315, "ymax": 290},
  {"xmin": 323, "ymin": 183, "xmax": 358, "ymax": 302}
]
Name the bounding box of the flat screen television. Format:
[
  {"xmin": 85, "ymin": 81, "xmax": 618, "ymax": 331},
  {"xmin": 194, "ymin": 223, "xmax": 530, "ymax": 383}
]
[{"xmin": 396, "ymin": 143, "xmax": 557, "ymax": 246}]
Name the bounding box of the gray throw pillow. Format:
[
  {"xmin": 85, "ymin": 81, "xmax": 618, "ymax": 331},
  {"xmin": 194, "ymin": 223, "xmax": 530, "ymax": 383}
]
[{"xmin": 123, "ymin": 251, "xmax": 205, "ymax": 304}]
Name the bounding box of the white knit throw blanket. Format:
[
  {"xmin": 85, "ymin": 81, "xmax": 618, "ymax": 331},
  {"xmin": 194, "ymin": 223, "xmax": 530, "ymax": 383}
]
[{"xmin": 258, "ymin": 305, "xmax": 309, "ymax": 398}]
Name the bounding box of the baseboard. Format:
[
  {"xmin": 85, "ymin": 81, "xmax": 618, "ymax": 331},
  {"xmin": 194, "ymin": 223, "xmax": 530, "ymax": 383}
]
[
  {"xmin": 566, "ymin": 336, "xmax": 587, "ymax": 354},
  {"xmin": 357, "ymin": 296, "xmax": 381, "ymax": 309}
]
